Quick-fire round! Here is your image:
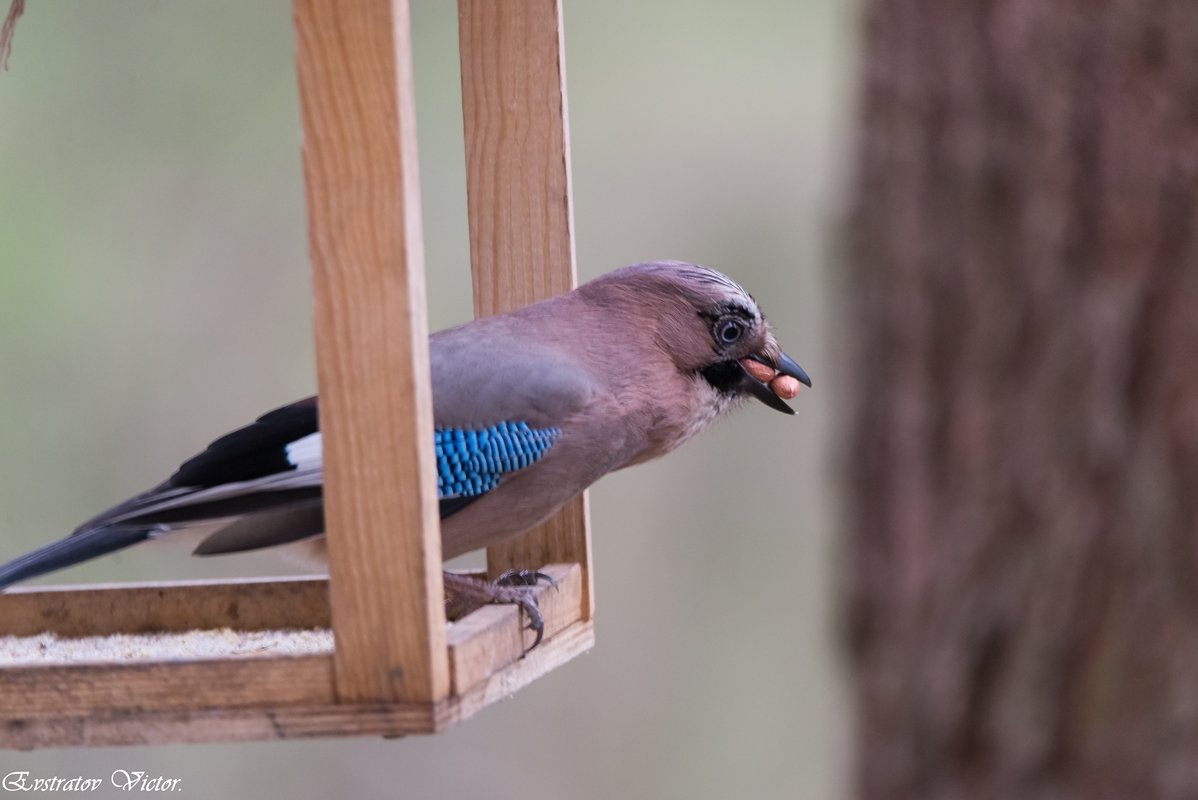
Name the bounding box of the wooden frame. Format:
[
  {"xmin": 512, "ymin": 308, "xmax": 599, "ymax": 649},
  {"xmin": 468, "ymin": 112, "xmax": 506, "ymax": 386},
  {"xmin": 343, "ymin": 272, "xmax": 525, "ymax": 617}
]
[{"xmin": 0, "ymin": 0, "xmax": 593, "ymax": 749}]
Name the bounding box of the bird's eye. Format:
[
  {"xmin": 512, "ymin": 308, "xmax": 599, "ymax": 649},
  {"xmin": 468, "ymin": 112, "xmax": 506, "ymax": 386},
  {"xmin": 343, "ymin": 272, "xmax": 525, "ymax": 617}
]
[{"xmin": 716, "ymin": 318, "xmax": 744, "ymax": 345}]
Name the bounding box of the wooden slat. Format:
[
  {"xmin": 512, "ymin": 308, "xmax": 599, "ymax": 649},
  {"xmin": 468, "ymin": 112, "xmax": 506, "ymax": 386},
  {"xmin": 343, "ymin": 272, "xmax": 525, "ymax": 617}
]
[
  {"xmin": 458, "ymin": 0, "xmax": 593, "ymax": 618},
  {"xmin": 447, "ymin": 618, "xmax": 593, "ymax": 724},
  {"xmin": 446, "ymin": 562, "xmax": 582, "ymax": 694},
  {"xmin": 0, "ymin": 702, "xmax": 437, "ymax": 751},
  {"xmin": 0, "ymin": 577, "xmax": 329, "ymax": 637},
  {"xmin": 0, "ymin": 654, "xmax": 335, "ymax": 717},
  {"xmin": 0, "ymin": 622, "xmax": 594, "ymax": 748},
  {"xmin": 294, "ymin": 0, "xmax": 448, "ymax": 704},
  {"xmin": 458, "ymin": 0, "xmax": 578, "ymax": 309}
]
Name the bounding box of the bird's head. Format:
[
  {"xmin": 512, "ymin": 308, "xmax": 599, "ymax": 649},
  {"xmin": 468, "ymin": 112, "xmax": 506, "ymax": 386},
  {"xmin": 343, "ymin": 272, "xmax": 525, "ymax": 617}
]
[{"xmin": 582, "ymin": 261, "xmax": 811, "ymax": 415}]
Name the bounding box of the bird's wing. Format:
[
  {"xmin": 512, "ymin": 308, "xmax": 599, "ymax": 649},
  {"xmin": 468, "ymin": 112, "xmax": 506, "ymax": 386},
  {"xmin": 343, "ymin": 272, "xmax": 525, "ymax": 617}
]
[
  {"xmin": 73, "ymin": 397, "xmax": 324, "ymax": 534},
  {"xmin": 0, "ymin": 332, "xmax": 602, "ymax": 586},
  {"xmin": 144, "ymin": 333, "xmax": 598, "ymax": 533},
  {"xmin": 428, "ymin": 319, "xmax": 602, "ymax": 430}
]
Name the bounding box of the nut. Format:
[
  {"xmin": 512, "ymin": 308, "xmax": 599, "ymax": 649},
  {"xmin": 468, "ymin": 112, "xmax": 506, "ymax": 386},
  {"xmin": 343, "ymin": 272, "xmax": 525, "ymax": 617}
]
[
  {"xmin": 769, "ymin": 375, "xmax": 802, "ymax": 400},
  {"xmin": 740, "ymin": 358, "xmax": 777, "ymax": 383}
]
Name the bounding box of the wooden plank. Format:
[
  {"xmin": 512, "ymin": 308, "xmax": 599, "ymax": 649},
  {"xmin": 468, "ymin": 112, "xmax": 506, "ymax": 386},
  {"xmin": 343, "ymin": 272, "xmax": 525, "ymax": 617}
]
[
  {"xmin": 0, "ymin": 561, "xmax": 589, "ymax": 750},
  {"xmin": 0, "ymin": 654, "xmax": 335, "ymax": 717},
  {"xmin": 448, "ymin": 619, "xmax": 593, "ymax": 726},
  {"xmin": 458, "ymin": 0, "xmax": 594, "ymax": 618},
  {"xmin": 0, "ymin": 622, "xmax": 594, "ymax": 749},
  {"xmin": 0, "ymin": 703, "xmax": 437, "ymax": 751},
  {"xmin": 446, "ymin": 562, "xmax": 582, "ymax": 694},
  {"xmin": 458, "ymin": 0, "xmax": 578, "ymax": 309},
  {"xmin": 294, "ymin": 0, "xmax": 449, "ymax": 705},
  {"xmin": 0, "ymin": 577, "xmax": 330, "ymax": 637}
]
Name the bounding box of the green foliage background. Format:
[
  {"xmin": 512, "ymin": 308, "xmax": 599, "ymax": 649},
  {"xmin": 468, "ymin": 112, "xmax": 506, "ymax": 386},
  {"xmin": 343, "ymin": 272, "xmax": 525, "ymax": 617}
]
[{"xmin": 0, "ymin": 2, "xmax": 856, "ymax": 797}]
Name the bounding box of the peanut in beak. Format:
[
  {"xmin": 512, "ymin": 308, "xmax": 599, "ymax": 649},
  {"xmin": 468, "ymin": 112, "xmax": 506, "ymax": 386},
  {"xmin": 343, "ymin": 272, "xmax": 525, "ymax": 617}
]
[
  {"xmin": 740, "ymin": 358, "xmax": 802, "ymax": 400},
  {"xmin": 769, "ymin": 375, "xmax": 801, "ymax": 400},
  {"xmin": 741, "ymin": 358, "xmax": 776, "ymax": 383}
]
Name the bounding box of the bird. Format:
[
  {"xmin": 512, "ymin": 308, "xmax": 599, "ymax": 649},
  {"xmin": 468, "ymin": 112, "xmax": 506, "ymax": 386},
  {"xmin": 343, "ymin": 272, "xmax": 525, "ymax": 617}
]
[{"xmin": 0, "ymin": 261, "xmax": 810, "ymax": 645}]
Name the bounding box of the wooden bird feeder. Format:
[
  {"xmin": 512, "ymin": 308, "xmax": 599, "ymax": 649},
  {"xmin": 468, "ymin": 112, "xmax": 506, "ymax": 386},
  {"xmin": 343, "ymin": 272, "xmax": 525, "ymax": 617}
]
[{"xmin": 0, "ymin": 0, "xmax": 594, "ymax": 749}]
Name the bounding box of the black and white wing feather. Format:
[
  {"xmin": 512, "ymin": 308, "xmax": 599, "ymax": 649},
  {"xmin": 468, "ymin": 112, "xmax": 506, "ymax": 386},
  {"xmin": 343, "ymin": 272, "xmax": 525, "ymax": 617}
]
[{"xmin": 0, "ymin": 398, "xmax": 324, "ymax": 588}]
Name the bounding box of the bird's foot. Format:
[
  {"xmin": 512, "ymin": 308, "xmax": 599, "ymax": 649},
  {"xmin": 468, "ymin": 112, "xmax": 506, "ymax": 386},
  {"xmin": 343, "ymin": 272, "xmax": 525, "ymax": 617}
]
[
  {"xmin": 495, "ymin": 568, "xmax": 559, "ymax": 590},
  {"xmin": 442, "ymin": 569, "xmax": 558, "ymax": 652}
]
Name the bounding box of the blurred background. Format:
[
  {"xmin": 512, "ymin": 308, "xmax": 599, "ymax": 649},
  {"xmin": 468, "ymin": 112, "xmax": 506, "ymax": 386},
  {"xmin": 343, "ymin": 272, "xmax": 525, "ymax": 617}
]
[{"xmin": 0, "ymin": 1, "xmax": 856, "ymax": 797}]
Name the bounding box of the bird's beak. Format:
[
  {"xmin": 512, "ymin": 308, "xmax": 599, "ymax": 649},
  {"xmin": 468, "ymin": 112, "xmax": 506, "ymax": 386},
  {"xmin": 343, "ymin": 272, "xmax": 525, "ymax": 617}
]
[
  {"xmin": 775, "ymin": 351, "xmax": 812, "ymax": 388},
  {"xmin": 740, "ymin": 351, "xmax": 812, "ymax": 415}
]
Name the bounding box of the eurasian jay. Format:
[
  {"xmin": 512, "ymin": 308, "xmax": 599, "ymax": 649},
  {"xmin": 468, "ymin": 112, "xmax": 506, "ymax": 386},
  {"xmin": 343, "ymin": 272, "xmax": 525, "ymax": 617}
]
[{"xmin": 0, "ymin": 261, "xmax": 810, "ymax": 643}]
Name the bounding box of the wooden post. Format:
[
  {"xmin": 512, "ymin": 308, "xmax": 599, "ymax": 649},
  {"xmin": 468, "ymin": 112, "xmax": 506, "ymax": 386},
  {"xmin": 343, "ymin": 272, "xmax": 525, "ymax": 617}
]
[
  {"xmin": 458, "ymin": 0, "xmax": 594, "ymax": 618},
  {"xmin": 294, "ymin": 0, "xmax": 449, "ymax": 705}
]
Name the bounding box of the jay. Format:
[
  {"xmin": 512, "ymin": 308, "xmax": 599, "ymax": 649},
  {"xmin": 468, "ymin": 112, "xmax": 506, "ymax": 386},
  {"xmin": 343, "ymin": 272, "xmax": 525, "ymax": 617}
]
[{"xmin": 0, "ymin": 261, "xmax": 810, "ymax": 644}]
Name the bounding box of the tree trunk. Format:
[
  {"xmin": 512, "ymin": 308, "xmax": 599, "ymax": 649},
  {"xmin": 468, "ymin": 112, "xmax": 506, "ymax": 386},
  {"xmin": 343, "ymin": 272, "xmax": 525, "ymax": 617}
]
[{"xmin": 845, "ymin": 3, "xmax": 1198, "ymax": 799}]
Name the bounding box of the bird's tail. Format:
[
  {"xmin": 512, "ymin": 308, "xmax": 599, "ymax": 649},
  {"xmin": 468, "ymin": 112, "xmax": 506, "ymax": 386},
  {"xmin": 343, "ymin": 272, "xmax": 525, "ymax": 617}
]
[{"xmin": 0, "ymin": 525, "xmax": 155, "ymax": 590}]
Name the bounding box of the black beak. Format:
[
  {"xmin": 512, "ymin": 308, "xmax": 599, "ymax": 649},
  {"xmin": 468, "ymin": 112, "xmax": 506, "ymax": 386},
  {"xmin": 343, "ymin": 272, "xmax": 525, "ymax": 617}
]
[
  {"xmin": 775, "ymin": 351, "xmax": 812, "ymax": 387},
  {"xmin": 741, "ymin": 351, "xmax": 812, "ymax": 415}
]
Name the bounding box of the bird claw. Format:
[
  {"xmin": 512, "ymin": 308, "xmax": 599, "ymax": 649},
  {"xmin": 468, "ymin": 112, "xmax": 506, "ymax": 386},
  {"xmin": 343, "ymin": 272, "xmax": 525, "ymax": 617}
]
[
  {"xmin": 442, "ymin": 569, "xmax": 554, "ymax": 654},
  {"xmin": 494, "ymin": 571, "xmax": 558, "ymax": 650},
  {"xmin": 495, "ymin": 568, "xmax": 559, "ymax": 591},
  {"xmin": 509, "ymin": 591, "xmax": 546, "ymax": 651}
]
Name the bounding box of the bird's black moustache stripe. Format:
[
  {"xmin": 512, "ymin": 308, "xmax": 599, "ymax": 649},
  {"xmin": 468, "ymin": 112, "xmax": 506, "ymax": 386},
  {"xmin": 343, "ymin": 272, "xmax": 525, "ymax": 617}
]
[{"xmin": 699, "ymin": 360, "xmax": 743, "ymax": 394}]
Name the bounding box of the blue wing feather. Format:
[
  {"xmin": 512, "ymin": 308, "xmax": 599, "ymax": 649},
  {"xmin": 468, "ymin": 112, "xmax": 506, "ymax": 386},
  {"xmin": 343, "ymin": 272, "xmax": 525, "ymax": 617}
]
[{"xmin": 435, "ymin": 421, "xmax": 560, "ymax": 500}]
